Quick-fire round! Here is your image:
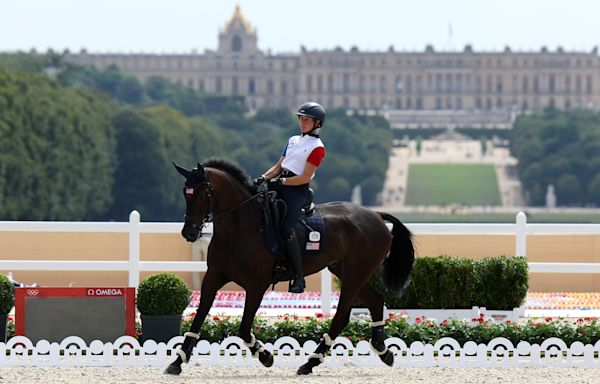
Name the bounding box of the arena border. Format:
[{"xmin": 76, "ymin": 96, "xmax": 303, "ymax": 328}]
[{"xmin": 2, "ymin": 335, "xmax": 600, "ymax": 368}]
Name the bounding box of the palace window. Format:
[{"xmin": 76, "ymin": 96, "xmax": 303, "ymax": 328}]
[{"xmin": 231, "ymin": 35, "xmax": 242, "ymax": 52}]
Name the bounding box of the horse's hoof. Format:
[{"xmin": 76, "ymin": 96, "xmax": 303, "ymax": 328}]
[
  {"xmin": 164, "ymin": 363, "xmax": 182, "ymax": 375},
  {"xmin": 259, "ymin": 350, "xmax": 274, "ymax": 367},
  {"xmin": 379, "ymin": 349, "xmax": 394, "ymax": 367},
  {"xmin": 296, "ymin": 363, "xmax": 313, "ymax": 375}
]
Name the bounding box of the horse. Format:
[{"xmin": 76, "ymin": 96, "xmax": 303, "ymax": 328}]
[{"xmin": 165, "ymin": 158, "xmax": 415, "ymax": 375}]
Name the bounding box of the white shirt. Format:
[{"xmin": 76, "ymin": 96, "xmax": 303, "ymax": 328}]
[{"xmin": 281, "ymin": 135, "xmax": 325, "ymax": 176}]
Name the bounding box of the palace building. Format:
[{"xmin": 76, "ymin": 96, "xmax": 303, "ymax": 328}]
[{"xmin": 65, "ymin": 6, "xmax": 600, "ymax": 127}]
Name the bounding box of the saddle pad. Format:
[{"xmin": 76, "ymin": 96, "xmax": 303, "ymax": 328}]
[{"xmin": 297, "ymin": 209, "xmax": 325, "ymax": 256}]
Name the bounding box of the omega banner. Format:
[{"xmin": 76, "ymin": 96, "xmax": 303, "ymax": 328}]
[{"xmin": 15, "ymin": 287, "xmax": 136, "ymax": 343}]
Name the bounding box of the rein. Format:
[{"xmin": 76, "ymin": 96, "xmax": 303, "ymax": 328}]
[
  {"xmin": 184, "ymin": 173, "xmax": 262, "ymax": 228},
  {"xmin": 211, "ymin": 192, "xmax": 262, "ymax": 221}
]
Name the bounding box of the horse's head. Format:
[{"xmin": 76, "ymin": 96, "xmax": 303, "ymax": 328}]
[{"xmin": 174, "ymin": 162, "xmax": 213, "ymax": 242}]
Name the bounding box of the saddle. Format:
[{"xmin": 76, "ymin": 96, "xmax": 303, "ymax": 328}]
[{"xmin": 258, "ymin": 189, "xmax": 325, "ymax": 287}]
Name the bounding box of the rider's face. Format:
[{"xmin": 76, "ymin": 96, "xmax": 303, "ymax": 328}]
[{"xmin": 298, "ymin": 116, "xmax": 317, "ymax": 133}]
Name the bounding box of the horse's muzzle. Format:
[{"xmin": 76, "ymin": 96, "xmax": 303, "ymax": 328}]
[{"xmin": 181, "ymin": 224, "xmax": 202, "ymax": 242}]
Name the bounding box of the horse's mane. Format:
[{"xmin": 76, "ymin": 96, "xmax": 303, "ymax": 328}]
[{"xmin": 202, "ymin": 157, "xmax": 257, "ymax": 195}]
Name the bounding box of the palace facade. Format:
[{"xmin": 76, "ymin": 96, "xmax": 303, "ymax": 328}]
[{"xmin": 65, "ymin": 6, "xmax": 600, "ymax": 123}]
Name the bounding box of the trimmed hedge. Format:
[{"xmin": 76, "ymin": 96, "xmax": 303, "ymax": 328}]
[
  {"xmin": 0, "ymin": 275, "xmax": 15, "ymax": 314},
  {"xmin": 136, "ymin": 273, "xmax": 191, "ymax": 315},
  {"xmin": 362, "ymin": 255, "xmax": 528, "ymax": 310}
]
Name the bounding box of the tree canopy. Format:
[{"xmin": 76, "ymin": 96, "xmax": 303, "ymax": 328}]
[
  {"xmin": 0, "ymin": 55, "xmax": 393, "ymax": 220},
  {"xmin": 510, "ymin": 109, "xmax": 600, "ymax": 206}
]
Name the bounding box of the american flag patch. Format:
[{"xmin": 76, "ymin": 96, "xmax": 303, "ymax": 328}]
[
  {"xmin": 306, "ymin": 242, "xmax": 320, "ymax": 251},
  {"xmin": 185, "ymin": 188, "xmax": 195, "ymax": 195}
]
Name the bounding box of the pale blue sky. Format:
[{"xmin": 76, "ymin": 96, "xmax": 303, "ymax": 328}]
[{"xmin": 2, "ymin": 0, "xmax": 599, "ymax": 54}]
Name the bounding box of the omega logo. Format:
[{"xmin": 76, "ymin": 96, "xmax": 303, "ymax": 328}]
[{"xmin": 87, "ymin": 288, "xmax": 123, "ymax": 296}]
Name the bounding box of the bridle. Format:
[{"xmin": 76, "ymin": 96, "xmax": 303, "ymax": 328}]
[
  {"xmin": 183, "ymin": 169, "xmax": 262, "ymax": 233},
  {"xmin": 183, "ymin": 180, "xmax": 214, "ymax": 229}
]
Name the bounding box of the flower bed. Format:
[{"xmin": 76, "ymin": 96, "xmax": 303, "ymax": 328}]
[
  {"xmin": 6, "ymin": 311, "xmax": 600, "ymax": 347},
  {"xmin": 180, "ymin": 312, "xmax": 600, "ymax": 346}
]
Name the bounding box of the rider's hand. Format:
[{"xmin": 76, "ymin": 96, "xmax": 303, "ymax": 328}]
[
  {"xmin": 267, "ymin": 178, "xmax": 283, "ymax": 189},
  {"xmin": 253, "ymin": 176, "xmax": 265, "ymax": 186}
]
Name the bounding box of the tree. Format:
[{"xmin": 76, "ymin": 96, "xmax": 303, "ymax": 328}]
[{"xmin": 0, "ymin": 66, "xmax": 116, "ymax": 220}]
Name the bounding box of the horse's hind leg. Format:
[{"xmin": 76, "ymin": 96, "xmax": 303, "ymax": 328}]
[
  {"xmin": 355, "ymin": 283, "xmax": 394, "ymax": 367},
  {"xmin": 297, "ymin": 263, "xmax": 362, "ymax": 375},
  {"xmin": 239, "ymin": 287, "xmax": 274, "ymax": 367},
  {"xmin": 164, "ymin": 271, "xmax": 226, "ymax": 375}
]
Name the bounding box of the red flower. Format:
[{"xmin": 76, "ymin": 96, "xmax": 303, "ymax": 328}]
[
  {"xmin": 581, "ymin": 330, "xmax": 587, "ymax": 335},
  {"xmin": 441, "ymin": 320, "xmax": 448, "ymax": 326},
  {"xmin": 315, "ymin": 313, "xmax": 324, "ymax": 318},
  {"xmin": 534, "ymin": 323, "xmax": 542, "ymax": 328},
  {"xmin": 212, "ymin": 316, "xmax": 220, "ymax": 321},
  {"xmin": 545, "ymin": 317, "xmax": 553, "ymax": 322},
  {"xmin": 415, "ymin": 317, "xmax": 422, "ymax": 324},
  {"xmin": 505, "ymin": 320, "xmax": 512, "ymax": 324}
]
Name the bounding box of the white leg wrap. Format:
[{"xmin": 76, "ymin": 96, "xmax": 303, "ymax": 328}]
[
  {"xmin": 243, "ymin": 333, "xmax": 256, "ymax": 348},
  {"xmin": 369, "ymin": 339, "xmax": 388, "ymax": 355},
  {"xmin": 308, "ymin": 352, "xmax": 325, "ymax": 362},
  {"xmin": 184, "ymin": 331, "xmax": 200, "ymax": 339},
  {"xmin": 322, "ymin": 333, "xmax": 334, "ymax": 347},
  {"xmin": 243, "ymin": 333, "xmax": 266, "ymax": 357},
  {"xmin": 371, "ymin": 320, "xmax": 385, "ymax": 327},
  {"xmin": 176, "ymin": 348, "xmax": 188, "ymax": 363}
]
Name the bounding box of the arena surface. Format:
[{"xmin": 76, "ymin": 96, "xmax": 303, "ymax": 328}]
[{"xmin": 1, "ymin": 366, "xmax": 599, "ymax": 384}]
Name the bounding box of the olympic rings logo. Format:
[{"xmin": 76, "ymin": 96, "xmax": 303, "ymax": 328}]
[{"xmin": 26, "ymin": 289, "xmax": 39, "ymax": 296}]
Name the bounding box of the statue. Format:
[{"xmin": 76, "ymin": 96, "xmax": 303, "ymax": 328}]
[{"xmin": 546, "ymin": 184, "xmax": 556, "ymax": 208}]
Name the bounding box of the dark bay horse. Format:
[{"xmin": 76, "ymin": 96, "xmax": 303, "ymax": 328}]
[{"xmin": 166, "ymin": 158, "xmax": 415, "ymax": 375}]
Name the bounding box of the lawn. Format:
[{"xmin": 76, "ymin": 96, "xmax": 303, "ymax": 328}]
[{"xmin": 405, "ymin": 164, "xmax": 501, "ymax": 206}]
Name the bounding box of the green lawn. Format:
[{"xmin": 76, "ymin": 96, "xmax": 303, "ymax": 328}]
[{"xmin": 405, "ymin": 164, "xmax": 501, "ymax": 206}]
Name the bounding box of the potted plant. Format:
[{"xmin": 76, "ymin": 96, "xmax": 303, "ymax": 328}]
[
  {"xmin": 0, "ymin": 274, "xmax": 15, "ymax": 342},
  {"xmin": 137, "ymin": 273, "xmax": 191, "ymax": 343}
]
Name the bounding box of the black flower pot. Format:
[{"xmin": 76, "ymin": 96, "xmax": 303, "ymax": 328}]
[
  {"xmin": 0, "ymin": 314, "xmax": 7, "ymax": 342},
  {"xmin": 141, "ymin": 314, "xmax": 182, "ymax": 343}
]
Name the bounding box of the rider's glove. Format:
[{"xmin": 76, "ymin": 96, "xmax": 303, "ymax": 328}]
[{"xmin": 253, "ymin": 176, "xmax": 265, "ymax": 186}]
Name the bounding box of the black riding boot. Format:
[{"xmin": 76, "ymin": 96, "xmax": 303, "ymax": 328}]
[{"xmin": 286, "ymin": 231, "xmax": 305, "ymax": 293}]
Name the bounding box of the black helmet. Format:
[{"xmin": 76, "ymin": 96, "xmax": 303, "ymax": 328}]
[{"xmin": 295, "ymin": 102, "xmax": 326, "ymax": 128}]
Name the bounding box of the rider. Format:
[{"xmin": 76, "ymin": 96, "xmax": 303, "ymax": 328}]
[{"xmin": 254, "ymin": 102, "xmax": 326, "ymax": 293}]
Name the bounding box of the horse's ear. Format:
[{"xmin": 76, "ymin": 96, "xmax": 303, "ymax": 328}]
[{"xmin": 173, "ymin": 162, "xmax": 191, "ymax": 179}]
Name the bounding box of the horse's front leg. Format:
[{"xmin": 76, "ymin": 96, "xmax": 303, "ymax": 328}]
[
  {"xmin": 164, "ymin": 271, "xmax": 226, "ymax": 375},
  {"xmin": 239, "ymin": 287, "xmax": 273, "ymax": 367}
]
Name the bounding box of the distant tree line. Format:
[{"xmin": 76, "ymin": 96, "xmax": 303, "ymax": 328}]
[
  {"xmin": 510, "ymin": 109, "xmax": 600, "ymax": 206},
  {"xmin": 0, "ymin": 54, "xmax": 391, "ymax": 220}
]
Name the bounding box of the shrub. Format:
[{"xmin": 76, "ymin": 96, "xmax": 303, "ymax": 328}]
[
  {"xmin": 349, "ymin": 255, "xmax": 528, "ymax": 310},
  {"xmin": 0, "ymin": 275, "xmax": 15, "ymax": 314},
  {"xmin": 136, "ymin": 273, "xmax": 191, "ymax": 315}
]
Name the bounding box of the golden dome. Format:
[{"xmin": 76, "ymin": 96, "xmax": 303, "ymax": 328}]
[{"xmin": 223, "ymin": 5, "xmax": 255, "ymax": 33}]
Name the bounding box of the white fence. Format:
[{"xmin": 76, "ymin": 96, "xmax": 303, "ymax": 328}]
[
  {"xmin": 3, "ymin": 335, "xmax": 600, "ymax": 367},
  {"xmin": 1, "ymin": 211, "xmax": 600, "ymax": 316}
]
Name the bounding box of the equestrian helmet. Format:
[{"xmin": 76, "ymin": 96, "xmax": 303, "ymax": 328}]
[{"xmin": 295, "ymin": 102, "xmax": 326, "ymax": 128}]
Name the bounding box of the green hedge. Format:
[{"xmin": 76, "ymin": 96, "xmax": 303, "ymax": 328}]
[
  {"xmin": 361, "ymin": 255, "xmax": 528, "ymax": 310},
  {"xmin": 136, "ymin": 273, "xmax": 191, "ymax": 315}
]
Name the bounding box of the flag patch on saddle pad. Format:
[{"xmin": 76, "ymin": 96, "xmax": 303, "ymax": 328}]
[{"xmin": 306, "ymin": 242, "xmax": 320, "ymax": 251}]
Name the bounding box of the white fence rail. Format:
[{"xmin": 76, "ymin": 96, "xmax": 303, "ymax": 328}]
[{"xmin": 1, "ymin": 210, "xmax": 600, "ymax": 315}]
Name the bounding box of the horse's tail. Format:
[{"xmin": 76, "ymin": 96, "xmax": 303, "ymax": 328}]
[{"xmin": 378, "ymin": 212, "xmax": 415, "ymax": 296}]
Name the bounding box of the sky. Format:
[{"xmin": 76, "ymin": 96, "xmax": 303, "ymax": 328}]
[{"xmin": 2, "ymin": 0, "xmax": 599, "ymax": 55}]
